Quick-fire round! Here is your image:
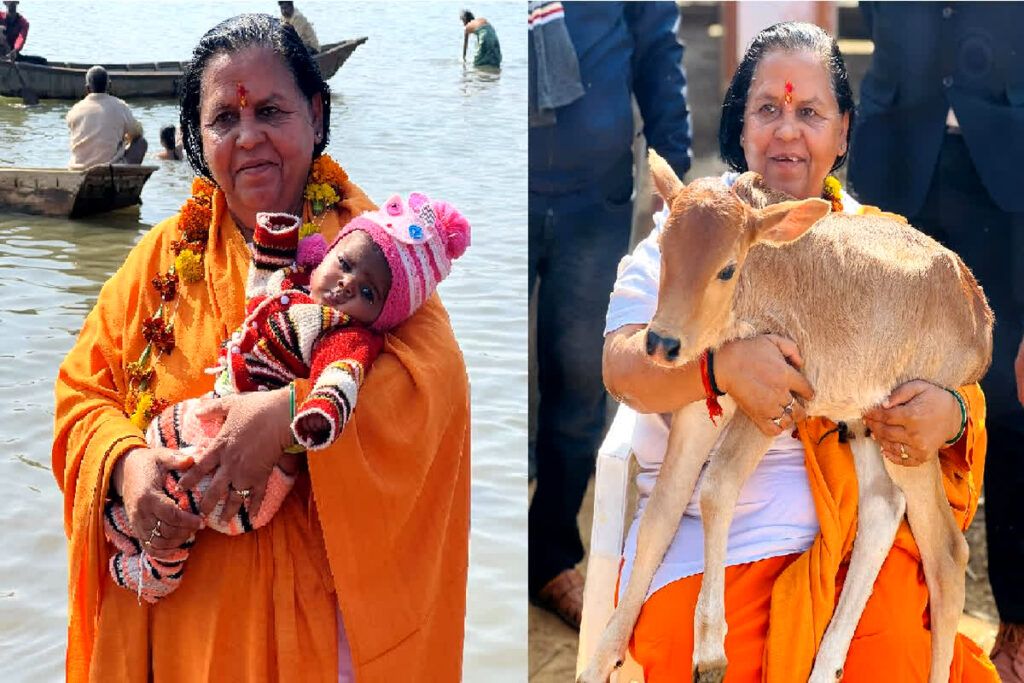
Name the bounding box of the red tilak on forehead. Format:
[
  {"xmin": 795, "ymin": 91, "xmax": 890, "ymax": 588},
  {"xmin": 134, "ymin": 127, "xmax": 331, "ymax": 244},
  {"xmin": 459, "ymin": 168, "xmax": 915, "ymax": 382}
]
[
  {"xmin": 236, "ymin": 82, "xmax": 248, "ymax": 108},
  {"xmin": 784, "ymin": 80, "xmax": 794, "ymax": 105}
]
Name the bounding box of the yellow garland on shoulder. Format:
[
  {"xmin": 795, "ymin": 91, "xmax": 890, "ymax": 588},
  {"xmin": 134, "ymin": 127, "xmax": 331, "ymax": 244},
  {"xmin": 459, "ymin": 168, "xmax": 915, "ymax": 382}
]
[
  {"xmin": 121, "ymin": 154, "xmax": 348, "ymax": 429},
  {"xmin": 174, "ymin": 249, "xmax": 204, "ymax": 283},
  {"xmin": 822, "ymin": 175, "xmax": 844, "ymax": 213}
]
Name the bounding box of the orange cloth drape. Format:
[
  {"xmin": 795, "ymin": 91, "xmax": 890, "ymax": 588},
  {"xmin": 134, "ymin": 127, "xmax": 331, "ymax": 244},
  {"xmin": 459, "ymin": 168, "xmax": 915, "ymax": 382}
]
[
  {"xmin": 630, "ymin": 385, "xmax": 996, "ymax": 682},
  {"xmin": 53, "ymin": 176, "xmax": 470, "ymax": 682}
]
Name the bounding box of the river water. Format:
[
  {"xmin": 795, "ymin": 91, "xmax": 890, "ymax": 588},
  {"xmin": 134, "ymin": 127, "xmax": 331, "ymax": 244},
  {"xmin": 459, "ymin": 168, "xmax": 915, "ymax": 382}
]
[{"xmin": 0, "ymin": 2, "xmax": 526, "ymax": 680}]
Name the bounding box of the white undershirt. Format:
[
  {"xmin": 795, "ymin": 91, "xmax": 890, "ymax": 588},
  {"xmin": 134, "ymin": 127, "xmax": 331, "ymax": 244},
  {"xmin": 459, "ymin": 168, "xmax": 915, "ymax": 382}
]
[{"xmin": 604, "ymin": 172, "xmax": 861, "ymax": 601}]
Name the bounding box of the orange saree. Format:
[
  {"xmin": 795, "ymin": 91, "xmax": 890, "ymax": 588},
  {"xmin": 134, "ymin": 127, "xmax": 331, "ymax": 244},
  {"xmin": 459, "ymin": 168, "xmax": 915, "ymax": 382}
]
[
  {"xmin": 53, "ymin": 178, "xmax": 470, "ymax": 682},
  {"xmin": 631, "ymin": 385, "xmax": 996, "ymax": 682}
]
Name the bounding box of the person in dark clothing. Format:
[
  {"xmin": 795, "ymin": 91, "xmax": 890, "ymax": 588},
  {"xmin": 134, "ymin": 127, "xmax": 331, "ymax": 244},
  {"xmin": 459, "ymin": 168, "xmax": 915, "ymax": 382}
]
[
  {"xmin": 848, "ymin": 4, "xmax": 1024, "ymax": 679},
  {"xmin": 1, "ymin": 1, "xmax": 29, "ymax": 60},
  {"xmin": 528, "ymin": 0, "xmax": 691, "ymax": 629}
]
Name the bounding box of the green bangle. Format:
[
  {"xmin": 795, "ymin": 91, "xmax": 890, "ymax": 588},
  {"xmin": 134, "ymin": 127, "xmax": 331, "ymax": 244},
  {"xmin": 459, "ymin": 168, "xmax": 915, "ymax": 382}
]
[
  {"xmin": 284, "ymin": 383, "xmax": 306, "ymax": 454},
  {"xmin": 945, "ymin": 388, "xmax": 967, "ymax": 446}
]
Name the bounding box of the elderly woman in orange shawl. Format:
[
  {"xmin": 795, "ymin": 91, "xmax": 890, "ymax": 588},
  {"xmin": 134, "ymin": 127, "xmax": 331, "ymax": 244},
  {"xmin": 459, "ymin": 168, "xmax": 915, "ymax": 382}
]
[
  {"xmin": 52, "ymin": 14, "xmax": 469, "ymax": 682},
  {"xmin": 602, "ymin": 22, "xmax": 997, "ymax": 682}
]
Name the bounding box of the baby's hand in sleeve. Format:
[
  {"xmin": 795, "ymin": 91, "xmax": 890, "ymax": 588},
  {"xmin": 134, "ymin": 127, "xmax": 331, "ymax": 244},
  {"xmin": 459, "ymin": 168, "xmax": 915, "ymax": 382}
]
[{"xmin": 293, "ymin": 412, "xmax": 332, "ymax": 448}]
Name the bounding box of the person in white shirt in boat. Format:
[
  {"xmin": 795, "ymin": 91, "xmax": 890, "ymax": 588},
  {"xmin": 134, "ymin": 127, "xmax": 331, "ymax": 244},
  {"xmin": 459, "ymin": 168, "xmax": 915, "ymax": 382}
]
[{"xmin": 66, "ymin": 66, "xmax": 148, "ymax": 170}]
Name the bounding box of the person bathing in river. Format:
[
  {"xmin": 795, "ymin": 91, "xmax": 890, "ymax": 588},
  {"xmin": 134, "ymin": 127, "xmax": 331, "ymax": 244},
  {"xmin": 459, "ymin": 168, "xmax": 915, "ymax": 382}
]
[
  {"xmin": 461, "ymin": 9, "xmax": 501, "ymax": 68},
  {"xmin": 154, "ymin": 125, "xmax": 183, "ymax": 161}
]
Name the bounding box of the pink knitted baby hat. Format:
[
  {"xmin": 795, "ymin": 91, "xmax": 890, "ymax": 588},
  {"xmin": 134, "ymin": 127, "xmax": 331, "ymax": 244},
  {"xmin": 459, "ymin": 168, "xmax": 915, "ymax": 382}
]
[{"xmin": 335, "ymin": 192, "xmax": 470, "ymax": 331}]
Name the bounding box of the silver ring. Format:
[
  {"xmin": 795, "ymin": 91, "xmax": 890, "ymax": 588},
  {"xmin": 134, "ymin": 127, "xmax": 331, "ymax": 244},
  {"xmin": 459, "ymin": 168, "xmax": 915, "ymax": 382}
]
[
  {"xmin": 232, "ymin": 487, "xmax": 252, "ymax": 499},
  {"xmin": 900, "ymin": 444, "xmax": 909, "ymax": 460},
  {"xmin": 771, "ymin": 416, "xmax": 783, "ymax": 427},
  {"xmin": 783, "ymin": 399, "xmax": 794, "ymax": 415}
]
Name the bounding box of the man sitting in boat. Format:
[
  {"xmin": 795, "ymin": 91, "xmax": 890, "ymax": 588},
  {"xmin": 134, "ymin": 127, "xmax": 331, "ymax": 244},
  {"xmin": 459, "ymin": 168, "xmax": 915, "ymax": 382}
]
[
  {"xmin": 0, "ymin": 1, "xmax": 29, "ymax": 61},
  {"xmin": 66, "ymin": 66, "xmax": 148, "ymax": 170},
  {"xmin": 278, "ymin": 1, "xmax": 319, "ymax": 53}
]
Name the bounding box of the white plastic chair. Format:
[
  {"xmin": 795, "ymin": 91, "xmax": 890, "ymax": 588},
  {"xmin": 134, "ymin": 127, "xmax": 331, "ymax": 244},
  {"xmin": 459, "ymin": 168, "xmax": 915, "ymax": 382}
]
[{"xmin": 576, "ymin": 404, "xmax": 645, "ymax": 682}]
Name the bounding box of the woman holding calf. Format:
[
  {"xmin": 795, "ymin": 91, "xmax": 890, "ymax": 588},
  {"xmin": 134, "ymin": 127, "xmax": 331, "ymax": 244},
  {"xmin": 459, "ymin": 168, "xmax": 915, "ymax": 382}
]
[{"xmin": 602, "ymin": 22, "xmax": 996, "ymax": 681}]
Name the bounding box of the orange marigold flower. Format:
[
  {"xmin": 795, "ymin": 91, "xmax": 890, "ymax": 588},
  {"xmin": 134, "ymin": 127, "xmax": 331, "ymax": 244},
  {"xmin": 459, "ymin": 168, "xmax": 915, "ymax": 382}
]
[
  {"xmin": 310, "ymin": 154, "xmax": 348, "ymax": 188},
  {"xmin": 179, "ymin": 199, "xmax": 212, "ymax": 243},
  {"xmin": 191, "ymin": 177, "xmax": 217, "ymax": 199}
]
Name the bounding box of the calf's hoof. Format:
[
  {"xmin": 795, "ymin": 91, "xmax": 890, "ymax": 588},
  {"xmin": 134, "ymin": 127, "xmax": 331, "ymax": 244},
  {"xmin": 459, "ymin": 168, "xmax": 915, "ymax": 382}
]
[{"xmin": 693, "ymin": 663, "xmax": 726, "ymax": 683}]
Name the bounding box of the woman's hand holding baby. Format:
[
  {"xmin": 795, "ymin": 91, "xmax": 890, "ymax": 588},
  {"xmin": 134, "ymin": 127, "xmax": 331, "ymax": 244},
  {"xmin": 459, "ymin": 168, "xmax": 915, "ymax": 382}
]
[
  {"xmin": 177, "ymin": 388, "xmax": 294, "ymax": 523},
  {"xmin": 112, "ymin": 446, "xmax": 202, "ymax": 560}
]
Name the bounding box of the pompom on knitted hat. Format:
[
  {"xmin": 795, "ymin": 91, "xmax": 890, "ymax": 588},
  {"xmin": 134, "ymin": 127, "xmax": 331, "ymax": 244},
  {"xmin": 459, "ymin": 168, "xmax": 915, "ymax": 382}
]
[{"xmin": 333, "ymin": 192, "xmax": 471, "ymax": 331}]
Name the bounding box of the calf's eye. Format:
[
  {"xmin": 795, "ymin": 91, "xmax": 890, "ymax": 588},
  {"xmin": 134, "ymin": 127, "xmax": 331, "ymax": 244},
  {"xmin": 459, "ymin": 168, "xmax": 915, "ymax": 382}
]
[{"xmin": 717, "ymin": 264, "xmax": 736, "ymax": 281}]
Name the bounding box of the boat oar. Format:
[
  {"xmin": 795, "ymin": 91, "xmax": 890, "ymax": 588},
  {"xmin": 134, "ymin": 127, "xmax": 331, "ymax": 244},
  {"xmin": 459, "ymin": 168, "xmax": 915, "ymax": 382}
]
[{"xmin": 9, "ymin": 58, "xmax": 39, "ymax": 105}]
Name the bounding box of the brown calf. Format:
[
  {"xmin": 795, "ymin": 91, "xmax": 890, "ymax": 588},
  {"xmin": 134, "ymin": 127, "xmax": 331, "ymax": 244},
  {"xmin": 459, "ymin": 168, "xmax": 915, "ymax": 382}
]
[{"xmin": 580, "ymin": 150, "xmax": 992, "ymax": 683}]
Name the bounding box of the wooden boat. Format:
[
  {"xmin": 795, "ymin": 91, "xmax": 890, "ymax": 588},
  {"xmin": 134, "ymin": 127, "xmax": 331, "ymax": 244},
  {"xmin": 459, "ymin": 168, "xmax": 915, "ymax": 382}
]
[
  {"xmin": 0, "ymin": 38, "xmax": 367, "ymax": 100},
  {"xmin": 0, "ymin": 164, "xmax": 157, "ymax": 217}
]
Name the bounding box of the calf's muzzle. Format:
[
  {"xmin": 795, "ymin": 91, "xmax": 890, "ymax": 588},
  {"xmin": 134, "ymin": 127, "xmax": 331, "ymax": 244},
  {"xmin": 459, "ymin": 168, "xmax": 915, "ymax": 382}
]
[{"xmin": 646, "ymin": 329, "xmax": 681, "ymax": 362}]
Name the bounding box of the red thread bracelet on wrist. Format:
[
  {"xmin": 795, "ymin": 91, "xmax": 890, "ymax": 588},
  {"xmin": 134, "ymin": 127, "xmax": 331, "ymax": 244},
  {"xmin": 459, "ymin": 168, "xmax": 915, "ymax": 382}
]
[{"xmin": 699, "ymin": 349, "xmax": 724, "ymax": 424}]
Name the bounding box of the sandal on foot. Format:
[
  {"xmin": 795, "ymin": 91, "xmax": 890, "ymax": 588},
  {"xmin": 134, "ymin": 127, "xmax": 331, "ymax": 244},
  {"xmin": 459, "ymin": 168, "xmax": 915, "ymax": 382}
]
[{"xmin": 535, "ymin": 568, "xmax": 584, "ymax": 631}]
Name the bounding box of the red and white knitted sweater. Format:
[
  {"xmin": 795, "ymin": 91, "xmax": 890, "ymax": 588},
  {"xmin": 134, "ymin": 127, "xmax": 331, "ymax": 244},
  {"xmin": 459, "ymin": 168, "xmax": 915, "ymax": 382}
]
[{"xmin": 211, "ymin": 214, "xmax": 383, "ymax": 449}]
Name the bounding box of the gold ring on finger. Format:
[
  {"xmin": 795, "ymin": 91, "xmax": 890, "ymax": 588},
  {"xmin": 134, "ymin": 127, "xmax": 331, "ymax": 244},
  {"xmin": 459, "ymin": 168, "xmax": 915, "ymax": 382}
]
[
  {"xmin": 900, "ymin": 443, "xmax": 909, "ymax": 460},
  {"xmin": 233, "ymin": 488, "xmax": 252, "ymax": 499}
]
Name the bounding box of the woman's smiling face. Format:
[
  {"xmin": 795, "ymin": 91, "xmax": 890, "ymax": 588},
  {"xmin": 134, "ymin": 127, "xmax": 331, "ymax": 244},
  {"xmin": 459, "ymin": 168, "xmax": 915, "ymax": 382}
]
[
  {"xmin": 199, "ymin": 46, "xmax": 323, "ymax": 227},
  {"xmin": 740, "ymin": 49, "xmax": 849, "ymax": 200}
]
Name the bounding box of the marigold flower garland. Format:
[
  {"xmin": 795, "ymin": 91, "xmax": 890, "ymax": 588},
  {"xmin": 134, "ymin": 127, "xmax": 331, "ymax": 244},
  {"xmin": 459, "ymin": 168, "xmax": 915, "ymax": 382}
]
[
  {"xmin": 123, "ymin": 155, "xmax": 347, "ymax": 429},
  {"xmin": 822, "ymin": 175, "xmax": 844, "ymax": 213}
]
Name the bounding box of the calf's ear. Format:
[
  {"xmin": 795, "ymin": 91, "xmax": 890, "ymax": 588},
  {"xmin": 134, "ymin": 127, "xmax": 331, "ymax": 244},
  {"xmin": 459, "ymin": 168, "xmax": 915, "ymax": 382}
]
[
  {"xmin": 751, "ymin": 198, "xmax": 831, "ymax": 245},
  {"xmin": 648, "ymin": 149, "xmax": 684, "ymax": 205},
  {"xmin": 733, "ymin": 171, "xmax": 795, "ymax": 209}
]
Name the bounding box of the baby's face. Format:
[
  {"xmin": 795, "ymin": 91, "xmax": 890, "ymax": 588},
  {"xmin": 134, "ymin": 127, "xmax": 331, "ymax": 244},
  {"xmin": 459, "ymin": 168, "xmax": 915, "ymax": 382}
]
[{"xmin": 309, "ymin": 231, "xmax": 392, "ymax": 325}]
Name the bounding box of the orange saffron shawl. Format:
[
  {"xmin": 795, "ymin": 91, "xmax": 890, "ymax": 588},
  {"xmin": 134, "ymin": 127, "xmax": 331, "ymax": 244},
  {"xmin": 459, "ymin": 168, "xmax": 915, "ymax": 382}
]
[{"xmin": 53, "ymin": 177, "xmax": 470, "ymax": 682}]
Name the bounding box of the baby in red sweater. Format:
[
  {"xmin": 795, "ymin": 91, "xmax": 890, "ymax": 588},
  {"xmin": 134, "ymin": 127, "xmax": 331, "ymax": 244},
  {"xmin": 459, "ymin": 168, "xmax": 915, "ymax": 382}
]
[{"xmin": 105, "ymin": 192, "xmax": 470, "ymax": 602}]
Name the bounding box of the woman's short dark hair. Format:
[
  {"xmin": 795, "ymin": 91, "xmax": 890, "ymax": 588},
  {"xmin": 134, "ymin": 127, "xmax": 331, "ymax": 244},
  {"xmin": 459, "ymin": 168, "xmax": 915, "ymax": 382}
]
[
  {"xmin": 179, "ymin": 13, "xmax": 330, "ymax": 180},
  {"xmin": 460, "ymin": 10, "xmax": 475, "ymax": 23},
  {"xmin": 719, "ymin": 21, "xmax": 855, "ymax": 174}
]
